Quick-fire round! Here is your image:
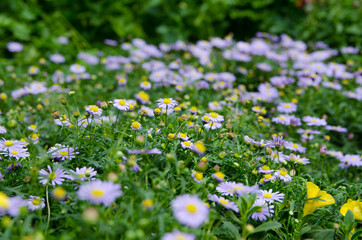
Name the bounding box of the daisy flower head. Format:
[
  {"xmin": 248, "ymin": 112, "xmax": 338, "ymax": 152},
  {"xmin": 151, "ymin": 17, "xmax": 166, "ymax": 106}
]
[
  {"xmin": 258, "ymin": 165, "xmax": 273, "ymax": 174},
  {"xmin": 139, "ymin": 106, "xmax": 155, "ymax": 117},
  {"xmin": 204, "ymin": 122, "xmax": 222, "ymax": 130},
  {"xmin": 77, "ymin": 180, "xmax": 123, "ymax": 206},
  {"xmin": 27, "ymin": 196, "xmax": 45, "ymax": 211},
  {"xmin": 277, "ymin": 102, "xmax": 297, "ymax": 113},
  {"xmin": 70, "ymin": 167, "xmax": 97, "ymax": 181},
  {"xmin": 0, "ymin": 192, "xmax": 26, "ymax": 217},
  {"xmin": 171, "ymin": 194, "xmax": 209, "ymax": 228},
  {"xmin": 7, "ymin": 41, "xmax": 23, "ymax": 52},
  {"xmin": 181, "ymin": 141, "xmax": 193, "ymax": 150},
  {"xmin": 284, "ymin": 141, "xmax": 306, "ymax": 153},
  {"xmin": 161, "ymin": 230, "xmax": 195, "ymax": 240},
  {"xmin": 212, "ymin": 171, "xmax": 225, "ymax": 182},
  {"xmin": 177, "ymin": 133, "xmax": 190, "ymax": 141},
  {"xmin": 192, "ymin": 171, "xmax": 203, "ymax": 183},
  {"xmin": 273, "ymin": 169, "xmax": 292, "ymax": 183},
  {"xmin": 258, "ymin": 189, "xmax": 285, "ymax": 203},
  {"xmin": 131, "ymin": 121, "xmax": 142, "ymax": 131},
  {"xmin": 38, "ymin": 165, "xmax": 71, "ymax": 186},
  {"xmin": 156, "ymin": 98, "xmax": 178, "ymax": 109},
  {"xmin": 302, "ymin": 116, "xmax": 327, "ymax": 126},
  {"xmin": 216, "ymin": 181, "xmax": 239, "ymax": 196},
  {"xmin": 205, "ymin": 112, "xmax": 224, "ymax": 123},
  {"xmin": 48, "ymin": 144, "xmax": 78, "ymax": 161},
  {"xmin": 191, "ymin": 141, "xmax": 206, "ymax": 156},
  {"xmin": 258, "ymin": 173, "xmax": 273, "ymax": 185},
  {"xmin": 270, "ymin": 151, "xmax": 289, "ymax": 163},
  {"xmin": 70, "ymin": 63, "xmax": 86, "ymax": 74},
  {"xmin": 117, "ymin": 77, "xmax": 127, "ymax": 86},
  {"xmin": 49, "ymin": 53, "xmax": 65, "ymax": 64},
  {"xmin": 6, "ymin": 148, "xmax": 30, "ymax": 159},
  {"xmin": 113, "ymin": 99, "xmax": 130, "ymax": 111},
  {"xmin": 134, "ymin": 91, "xmax": 150, "ymax": 104},
  {"xmin": 86, "ymin": 105, "xmax": 103, "ymax": 117},
  {"xmin": 208, "ymin": 194, "xmax": 239, "ymax": 212},
  {"xmin": 27, "ymin": 124, "xmax": 37, "ymax": 132},
  {"xmin": 250, "ymin": 199, "xmax": 274, "ymax": 221},
  {"xmin": 139, "ymin": 81, "xmax": 152, "ymax": 90}
]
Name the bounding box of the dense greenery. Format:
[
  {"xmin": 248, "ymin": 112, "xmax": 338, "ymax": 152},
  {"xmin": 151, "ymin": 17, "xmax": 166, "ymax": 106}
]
[{"xmin": 0, "ymin": 0, "xmax": 361, "ymax": 56}]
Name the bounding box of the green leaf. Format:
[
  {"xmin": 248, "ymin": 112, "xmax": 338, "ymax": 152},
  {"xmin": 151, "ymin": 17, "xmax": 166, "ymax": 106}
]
[
  {"xmin": 222, "ymin": 221, "xmax": 241, "ymax": 238},
  {"xmin": 344, "ymin": 209, "xmax": 355, "ymax": 232},
  {"xmin": 313, "ymin": 229, "xmax": 335, "ymax": 240},
  {"xmin": 351, "ymin": 230, "xmax": 362, "ymax": 240},
  {"xmin": 250, "ymin": 221, "xmax": 282, "ymax": 235},
  {"xmin": 299, "ymin": 226, "xmax": 312, "ymax": 236}
]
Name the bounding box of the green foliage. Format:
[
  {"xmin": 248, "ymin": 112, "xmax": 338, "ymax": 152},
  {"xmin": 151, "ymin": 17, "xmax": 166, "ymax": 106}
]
[{"xmin": 1, "ymin": 0, "xmax": 360, "ymax": 52}]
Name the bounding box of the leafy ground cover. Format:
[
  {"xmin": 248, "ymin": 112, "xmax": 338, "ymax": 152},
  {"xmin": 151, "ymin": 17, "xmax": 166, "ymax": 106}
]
[{"xmin": 0, "ymin": 34, "xmax": 361, "ymax": 239}]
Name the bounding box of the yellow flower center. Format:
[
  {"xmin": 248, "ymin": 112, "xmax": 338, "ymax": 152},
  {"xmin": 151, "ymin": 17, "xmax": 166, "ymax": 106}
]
[
  {"xmin": 78, "ymin": 173, "xmax": 86, "ymax": 178},
  {"xmin": 280, "ymin": 170, "xmax": 288, "ymax": 176},
  {"xmin": 202, "ymin": 116, "xmax": 210, "ymax": 121},
  {"xmin": 194, "ymin": 172, "xmax": 203, "ymax": 181},
  {"xmin": 175, "ymin": 237, "xmax": 186, "ymax": 240},
  {"xmin": 264, "ymin": 174, "xmax": 272, "ymax": 180},
  {"xmin": 210, "ymin": 112, "xmax": 218, "ymax": 118},
  {"xmin": 215, "ymin": 171, "xmax": 224, "ymax": 179},
  {"xmin": 292, "ymin": 143, "xmax": 299, "ymax": 148},
  {"xmin": 263, "ymin": 193, "xmax": 272, "ymax": 198},
  {"xmin": 32, "ymin": 198, "xmax": 41, "ymax": 206},
  {"xmin": 285, "ymin": 104, "xmax": 290, "ymax": 108},
  {"xmin": 163, "ymin": 98, "xmax": 171, "ymax": 104},
  {"xmin": 186, "ymin": 204, "xmax": 197, "ymax": 213},
  {"xmin": 180, "ymin": 133, "xmax": 187, "ymax": 138},
  {"xmin": 138, "ymin": 91, "xmax": 149, "ymax": 101},
  {"xmin": 0, "ymin": 192, "xmax": 10, "ymax": 209},
  {"xmin": 194, "ymin": 142, "xmax": 206, "ymax": 152},
  {"xmin": 89, "ymin": 105, "xmax": 99, "ymax": 112},
  {"xmin": 91, "ymin": 189, "xmax": 105, "ymax": 197},
  {"xmin": 52, "ymin": 187, "xmax": 66, "ymax": 199},
  {"xmin": 119, "ymin": 100, "xmax": 126, "ymax": 106},
  {"xmin": 59, "ymin": 150, "xmax": 68, "ymax": 156},
  {"xmin": 48, "ymin": 172, "xmax": 57, "ymax": 180},
  {"xmin": 119, "ymin": 78, "xmax": 126, "ymax": 83},
  {"xmin": 129, "ymin": 104, "xmax": 134, "ymax": 110},
  {"xmin": 183, "ymin": 141, "xmax": 191, "ymax": 147},
  {"xmin": 30, "ymin": 124, "xmax": 36, "ymax": 129},
  {"xmin": 30, "ymin": 133, "xmax": 38, "ymax": 139},
  {"xmin": 4, "ymin": 141, "xmax": 13, "ymax": 147},
  {"xmin": 132, "ymin": 122, "xmax": 140, "ymax": 129},
  {"xmin": 11, "ymin": 150, "xmax": 18, "ymax": 155},
  {"xmin": 262, "ymin": 165, "xmax": 270, "ymax": 171},
  {"xmin": 219, "ymin": 199, "xmax": 229, "ymax": 205}
]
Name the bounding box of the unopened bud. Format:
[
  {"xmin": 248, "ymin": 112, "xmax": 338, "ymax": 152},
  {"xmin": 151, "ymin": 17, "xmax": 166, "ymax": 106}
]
[{"xmin": 59, "ymin": 97, "xmax": 67, "ymax": 105}]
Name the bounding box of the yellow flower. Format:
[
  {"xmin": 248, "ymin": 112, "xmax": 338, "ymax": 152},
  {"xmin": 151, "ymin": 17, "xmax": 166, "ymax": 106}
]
[
  {"xmin": 303, "ymin": 182, "xmax": 335, "ymax": 216},
  {"xmin": 340, "ymin": 199, "xmax": 362, "ymax": 221}
]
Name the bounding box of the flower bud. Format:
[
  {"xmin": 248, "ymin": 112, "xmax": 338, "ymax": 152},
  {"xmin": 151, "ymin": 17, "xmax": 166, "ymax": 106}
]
[
  {"xmin": 59, "ymin": 97, "xmax": 66, "ymax": 105},
  {"xmin": 83, "ymin": 207, "xmax": 99, "ymax": 224},
  {"xmin": 68, "ymin": 91, "xmax": 75, "ymax": 96}
]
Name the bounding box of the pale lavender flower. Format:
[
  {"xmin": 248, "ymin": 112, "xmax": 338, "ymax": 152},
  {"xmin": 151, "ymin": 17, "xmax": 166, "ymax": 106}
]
[
  {"xmin": 126, "ymin": 148, "xmax": 162, "ymax": 154},
  {"xmin": 302, "ymin": 116, "xmax": 327, "ymax": 126},
  {"xmin": 156, "ymin": 98, "xmax": 178, "ymax": 109},
  {"xmin": 249, "ymin": 199, "xmax": 274, "ymax": 221},
  {"xmin": 171, "ymin": 194, "xmax": 209, "ymax": 228},
  {"xmin": 7, "ymin": 42, "xmax": 23, "ymax": 52},
  {"xmin": 284, "ymin": 141, "xmax": 306, "ymax": 153},
  {"xmin": 48, "ymin": 144, "xmax": 79, "ymax": 161},
  {"xmin": 27, "ymin": 196, "xmax": 45, "ymax": 211},
  {"xmin": 258, "ymin": 189, "xmax": 285, "ymax": 203},
  {"xmin": 38, "ymin": 165, "xmax": 71, "ymax": 186},
  {"xmin": 277, "ymin": 102, "xmax": 297, "ymax": 113},
  {"xmin": 70, "ymin": 167, "xmax": 97, "ymax": 181},
  {"xmin": 273, "ymin": 170, "xmax": 292, "ymax": 183},
  {"xmin": 208, "ymin": 194, "xmax": 239, "ymax": 212},
  {"xmin": 77, "ymin": 180, "xmax": 123, "ymax": 206},
  {"xmin": 161, "ymin": 230, "xmax": 195, "ymax": 240},
  {"xmin": 70, "ymin": 64, "xmax": 86, "ymax": 74},
  {"xmin": 49, "ymin": 54, "xmax": 65, "ymax": 64},
  {"xmin": 113, "ymin": 99, "xmax": 130, "ymax": 111}
]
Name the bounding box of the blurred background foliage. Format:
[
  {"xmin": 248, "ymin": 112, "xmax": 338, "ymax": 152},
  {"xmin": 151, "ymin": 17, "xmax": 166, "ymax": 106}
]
[{"xmin": 0, "ymin": 0, "xmax": 361, "ymax": 57}]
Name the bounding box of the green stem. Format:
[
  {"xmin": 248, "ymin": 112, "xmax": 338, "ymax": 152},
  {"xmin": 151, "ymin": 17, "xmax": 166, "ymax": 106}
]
[{"xmin": 45, "ymin": 185, "xmax": 51, "ymax": 233}]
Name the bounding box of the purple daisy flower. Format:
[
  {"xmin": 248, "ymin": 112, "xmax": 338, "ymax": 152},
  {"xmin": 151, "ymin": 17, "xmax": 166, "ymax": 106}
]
[
  {"xmin": 77, "ymin": 180, "xmax": 123, "ymax": 206},
  {"xmin": 249, "ymin": 199, "xmax": 274, "ymax": 221},
  {"xmin": 208, "ymin": 194, "xmax": 239, "ymax": 213},
  {"xmin": 277, "ymin": 102, "xmax": 297, "ymax": 113},
  {"xmin": 258, "ymin": 189, "xmax": 285, "ymax": 203},
  {"xmin": 38, "ymin": 165, "xmax": 71, "ymax": 186}
]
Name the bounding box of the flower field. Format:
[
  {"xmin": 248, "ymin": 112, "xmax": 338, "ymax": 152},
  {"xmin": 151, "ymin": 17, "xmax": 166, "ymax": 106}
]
[{"xmin": 0, "ymin": 34, "xmax": 361, "ymax": 240}]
